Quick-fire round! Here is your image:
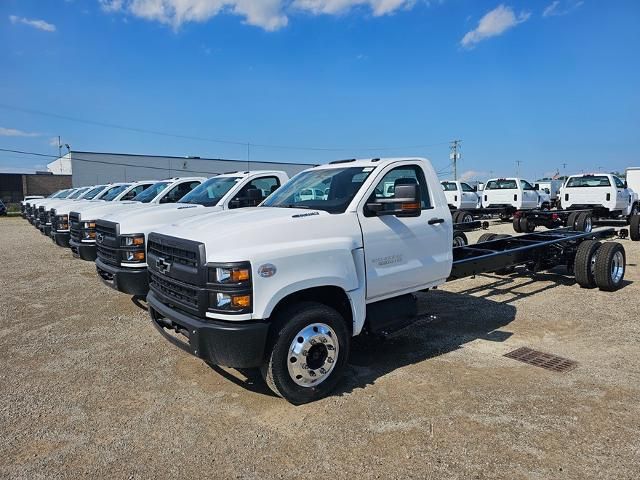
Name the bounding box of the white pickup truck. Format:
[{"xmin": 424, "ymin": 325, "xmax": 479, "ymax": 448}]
[
  {"xmin": 535, "ymin": 178, "xmax": 563, "ymax": 205},
  {"xmin": 67, "ymin": 180, "xmax": 156, "ymax": 259},
  {"xmin": 482, "ymin": 178, "xmax": 541, "ymax": 218},
  {"xmin": 95, "ymin": 171, "xmax": 289, "ymax": 297},
  {"xmin": 24, "ymin": 191, "xmax": 68, "ymax": 221},
  {"xmin": 143, "ymin": 157, "xmax": 627, "ymax": 404},
  {"xmin": 561, "ymin": 173, "xmax": 638, "ymax": 217},
  {"xmin": 441, "ymin": 180, "xmax": 480, "ymax": 211},
  {"xmin": 51, "ymin": 177, "xmax": 205, "ymax": 248},
  {"xmin": 36, "ymin": 186, "xmax": 96, "ymax": 236}
]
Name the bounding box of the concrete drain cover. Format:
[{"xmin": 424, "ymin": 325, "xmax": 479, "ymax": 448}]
[{"xmin": 504, "ymin": 347, "xmax": 577, "ymax": 373}]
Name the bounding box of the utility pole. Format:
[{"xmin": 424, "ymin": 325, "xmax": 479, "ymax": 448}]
[
  {"xmin": 449, "ymin": 140, "xmax": 461, "ymax": 180},
  {"xmin": 57, "ymin": 136, "xmax": 62, "ymax": 159},
  {"xmin": 516, "ymin": 160, "xmax": 523, "ymax": 177}
]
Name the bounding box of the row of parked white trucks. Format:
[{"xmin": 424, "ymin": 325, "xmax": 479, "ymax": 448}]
[{"xmin": 21, "ymin": 161, "xmax": 639, "ymax": 404}]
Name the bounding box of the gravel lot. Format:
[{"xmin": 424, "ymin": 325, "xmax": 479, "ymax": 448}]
[{"xmin": 1, "ymin": 216, "xmax": 639, "ymax": 479}]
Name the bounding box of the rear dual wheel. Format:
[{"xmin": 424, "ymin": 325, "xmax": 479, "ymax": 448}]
[
  {"xmin": 453, "ymin": 231, "xmax": 468, "ymax": 247},
  {"xmin": 512, "ymin": 216, "xmax": 535, "ymax": 233},
  {"xmin": 574, "ymin": 240, "xmax": 626, "ymax": 291},
  {"xmin": 453, "ymin": 211, "xmax": 474, "ymax": 224},
  {"xmin": 629, "ymin": 214, "xmax": 640, "ymax": 241}
]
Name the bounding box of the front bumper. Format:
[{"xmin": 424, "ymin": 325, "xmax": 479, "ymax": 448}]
[
  {"xmin": 96, "ymin": 258, "xmax": 149, "ymax": 296},
  {"xmin": 53, "ymin": 231, "xmax": 70, "ymax": 248},
  {"xmin": 70, "ymin": 239, "xmax": 97, "ymax": 261},
  {"xmin": 148, "ymin": 291, "xmax": 269, "ymax": 368}
]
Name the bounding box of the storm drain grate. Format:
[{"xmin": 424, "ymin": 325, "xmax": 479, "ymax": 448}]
[{"xmin": 504, "ymin": 347, "xmax": 578, "ymax": 373}]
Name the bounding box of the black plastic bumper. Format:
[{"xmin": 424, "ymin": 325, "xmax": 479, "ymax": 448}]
[
  {"xmin": 96, "ymin": 258, "xmax": 149, "ymax": 296},
  {"xmin": 148, "ymin": 291, "xmax": 269, "ymax": 369},
  {"xmin": 70, "ymin": 239, "xmax": 97, "ymax": 261},
  {"xmin": 53, "ymin": 231, "xmax": 70, "ymax": 248}
]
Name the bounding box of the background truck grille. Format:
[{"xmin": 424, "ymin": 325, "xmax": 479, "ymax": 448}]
[
  {"xmin": 38, "ymin": 206, "xmax": 46, "ymax": 223},
  {"xmin": 70, "ymin": 212, "xmax": 81, "ymax": 242},
  {"xmin": 50, "ymin": 209, "xmax": 58, "ymax": 231},
  {"xmin": 147, "ymin": 240, "xmax": 198, "ymax": 268},
  {"xmin": 96, "ymin": 221, "xmax": 120, "ymax": 266}
]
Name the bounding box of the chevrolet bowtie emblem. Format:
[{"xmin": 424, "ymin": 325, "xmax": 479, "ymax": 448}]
[{"xmin": 156, "ymin": 257, "xmax": 171, "ymax": 274}]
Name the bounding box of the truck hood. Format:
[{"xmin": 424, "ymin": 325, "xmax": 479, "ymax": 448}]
[
  {"xmin": 71, "ymin": 200, "xmax": 151, "ymax": 220},
  {"xmin": 151, "ymin": 207, "xmax": 363, "ymax": 263},
  {"xmin": 41, "ymin": 199, "xmax": 86, "ymax": 211},
  {"xmin": 105, "ymin": 203, "xmax": 217, "ymax": 234}
]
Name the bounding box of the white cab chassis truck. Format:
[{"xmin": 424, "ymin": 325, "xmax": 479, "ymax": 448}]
[
  {"xmin": 95, "ymin": 171, "xmax": 288, "ymax": 297},
  {"xmin": 144, "ymin": 158, "xmax": 626, "ymax": 404},
  {"xmin": 67, "ymin": 181, "xmax": 156, "ymax": 260},
  {"xmin": 481, "ymin": 178, "xmax": 541, "ymax": 219},
  {"xmin": 39, "ymin": 186, "xmax": 97, "ymax": 238},
  {"xmin": 52, "ymin": 177, "xmax": 205, "ymax": 248},
  {"xmin": 441, "ymin": 180, "xmax": 481, "ymax": 213},
  {"xmin": 515, "ymin": 173, "xmax": 640, "ymax": 239},
  {"xmin": 24, "ymin": 190, "xmax": 68, "ymax": 221}
]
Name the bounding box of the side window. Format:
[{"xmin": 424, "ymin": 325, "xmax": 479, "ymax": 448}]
[
  {"xmin": 369, "ymin": 165, "xmax": 431, "ymax": 210},
  {"xmin": 614, "ymin": 176, "xmax": 625, "ymax": 189},
  {"xmin": 161, "ymin": 181, "xmax": 200, "ymax": 204},
  {"xmin": 461, "ymin": 183, "xmax": 475, "ymax": 192},
  {"xmin": 520, "ymin": 180, "xmax": 535, "ymax": 191},
  {"xmin": 122, "ymin": 185, "xmax": 146, "ymax": 200},
  {"xmin": 247, "ymin": 176, "xmax": 281, "ymax": 198}
]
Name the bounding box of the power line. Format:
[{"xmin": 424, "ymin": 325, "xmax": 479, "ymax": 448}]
[{"xmin": 0, "ymin": 103, "xmax": 451, "ymax": 153}]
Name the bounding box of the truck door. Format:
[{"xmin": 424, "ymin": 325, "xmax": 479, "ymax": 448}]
[
  {"xmin": 358, "ymin": 164, "xmax": 452, "ymax": 301},
  {"xmin": 460, "ymin": 182, "xmax": 478, "ymax": 208},
  {"xmin": 520, "ymin": 180, "xmax": 538, "ymax": 208},
  {"xmin": 613, "ymin": 176, "xmax": 629, "ymax": 212}
]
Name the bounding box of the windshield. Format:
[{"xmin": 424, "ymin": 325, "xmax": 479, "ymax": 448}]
[
  {"xmin": 262, "ymin": 166, "xmax": 374, "ymax": 214},
  {"xmin": 53, "ymin": 190, "xmax": 70, "ymax": 198},
  {"xmin": 179, "ymin": 177, "xmax": 240, "ymax": 207},
  {"xmin": 486, "ymin": 179, "xmax": 518, "ymax": 190},
  {"xmin": 566, "ymin": 176, "xmax": 611, "ymax": 187},
  {"xmin": 101, "ymin": 184, "xmax": 130, "ymax": 201},
  {"xmin": 441, "ymin": 182, "xmax": 457, "ymax": 191},
  {"xmin": 68, "ymin": 188, "xmax": 90, "ymax": 199},
  {"xmin": 132, "ymin": 181, "xmax": 170, "ymax": 203},
  {"xmin": 82, "ymin": 185, "xmax": 107, "ymax": 200}
]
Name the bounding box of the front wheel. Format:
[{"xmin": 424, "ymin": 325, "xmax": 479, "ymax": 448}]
[{"xmin": 261, "ymin": 302, "xmax": 350, "ymax": 404}]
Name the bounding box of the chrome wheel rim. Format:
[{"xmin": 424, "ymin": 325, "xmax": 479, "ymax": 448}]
[
  {"xmin": 453, "ymin": 236, "xmax": 466, "ymax": 247},
  {"xmin": 462, "ymin": 214, "xmax": 473, "ymax": 223},
  {"xmin": 611, "ymin": 251, "xmax": 624, "ymax": 283},
  {"xmin": 287, "ymin": 323, "xmax": 339, "ymax": 387},
  {"xmin": 584, "ymin": 217, "xmax": 592, "ymax": 232}
]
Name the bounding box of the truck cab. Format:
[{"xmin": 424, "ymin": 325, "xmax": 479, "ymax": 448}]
[
  {"xmin": 52, "ymin": 177, "xmax": 205, "ymax": 248},
  {"xmin": 146, "ymin": 158, "xmax": 452, "ymax": 404},
  {"xmin": 440, "ymin": 180, "xmax": 480, "ymax": 210},
  {"xmin": 95, "ymin": 171, "xmax": 288, "ymax": 296},
  {"xmin": 482, "ymin": 178, "xmax": 539, "ymax": 212},
  {"xmin": 560, "ymin": 173, "xmax": 635, "ymax": 217},
  {"xmin": 68, "ymin": 181, "xmax": 156, "ymax": 259}
]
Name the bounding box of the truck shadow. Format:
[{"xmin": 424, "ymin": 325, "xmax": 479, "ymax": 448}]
[{"xmin": 337, "ymin": 289, "xmax": 517, "ymax": 398}]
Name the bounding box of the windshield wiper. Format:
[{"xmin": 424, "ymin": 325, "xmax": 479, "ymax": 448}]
[{"xmin": 283, "ymin": 204, "xmax": 313, "ymax": 209}]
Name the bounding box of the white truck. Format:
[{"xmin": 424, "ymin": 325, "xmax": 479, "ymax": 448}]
[
  {"xmin": 26, "ymin": 188, "xmax": 77, "ymax": 225},
  {"xmin": 535, "ymin": 178, "xmax": 563, "ymax": 206},
  {"xmin": 20, "ymin": 195, "xmax": 45, "ymax": 217},
  {"xmin": 441, "ymin": 180, "xmax": 481, "ymax": 213},
  {"xmin": 95, "ymin": 171, "xmax": 288, "ymax": 297},
  {"xmin": 51, "ymin": 177, "xmax": 205, "ymax": 248},
  {"xmin": 35, "ymin": 186, "xmax": 94, "ymax": 235},
  {"xmin": 67, "ymin": 180, "xmax": 156, "ymax": 259},
  {"xmin": 481, "ymin": 178, "xmax": 541, "ymax": 218},
  {"xmin": 143, "ymin": 158, "xmax": 626, "ymax": 404}
]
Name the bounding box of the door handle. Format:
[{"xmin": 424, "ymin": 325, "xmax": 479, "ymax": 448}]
[{"xmin": 428, "ymin": 217, "xmax": 445, "ymax": 225}]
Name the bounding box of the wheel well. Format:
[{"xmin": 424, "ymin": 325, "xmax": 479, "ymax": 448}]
[{"xmin": 269, "ymin": 286, "xmax": 353, "ymax": 334}]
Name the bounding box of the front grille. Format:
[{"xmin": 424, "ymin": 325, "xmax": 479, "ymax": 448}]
[
  {"xmin": 96, "ymin": 220, "xmax": 120, "ymax": 266},
  {"xmin": 149, "ymin": 271, "xmax": 200, "ymax": 313},
  {"xmin": 51, "ymin": 209, "xmax": 58, "ymax": 231},
  {"xmin": 148, "ymin": 239, "xmax": 198, "ymax": 268},
  {"xmin": 70, "ymin": 212, "xmax": 81, "ymax": 242},
  {"xmin": 38, "ymin": 206, "xmax": 46, "ymax": 224},
  {"xmin": 96, "ymin": 244, "xmax": 119, "ymax": 266}
]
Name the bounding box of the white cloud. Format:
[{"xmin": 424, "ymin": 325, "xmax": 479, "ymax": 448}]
[
  {"xmin": 543, "ymin": 0, "xmax": 583, "ymax": 17},
  {"xmin": 8, "ymin": 15, "xmax": 56, "ymax": 32},
  {"xmin": 459, "ymin": 170, "xmax": 488, "ymax": 182},
  {"xmin": 0, "ymin": 127, "xmax": 41, "ymax": 137},
  {"xmin": 49, "ymin": 137, "xmax": 61, "ymax": 147},
  {"xmin": 460, "ymin": 4, "xmax": 530, "ymax": 49},
  {"xmin": 98, "ymin": 0, "xmax": 419, "ymax": 31}
]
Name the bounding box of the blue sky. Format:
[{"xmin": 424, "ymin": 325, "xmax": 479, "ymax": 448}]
[{"xmin": 1, "ymin": 0, "xmax": 639, "ymax": 181}]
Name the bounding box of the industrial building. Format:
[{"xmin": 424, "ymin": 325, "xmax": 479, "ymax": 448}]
[
  {"xmin": 0, "ymin": 172, "xmax": 72, "ymax": 204},
  {"xmin": 48, "ymin": 151, "xmax": 314, "ymax": 187}
]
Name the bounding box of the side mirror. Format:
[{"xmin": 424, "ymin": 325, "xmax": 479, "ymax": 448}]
[
  {"xmin": 534, "ymin": 184, "xmax": 540, "ymax": 190},
  {"xmin": 624, "ymin": 181, "xmax": 628, "ymax": 189},
  {"xmin": 230, "ymin": 188, "xmax": 263, "ymax": 209},
  {"xmin": 473, "ymin": 186, "xmax": 478, "ymax": 192},
  {"xmin": 366, "ymin": 183, "xmax": 421, "ymax": 218}
]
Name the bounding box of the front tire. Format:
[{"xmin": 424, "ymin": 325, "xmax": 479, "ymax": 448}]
[
  {"xmin": 629, "ymin": 214, "xmax": 640, "ymax": 241},
  {"xmin": 261, "ymin": 302, "xmax": 350, "ymax": 404}
]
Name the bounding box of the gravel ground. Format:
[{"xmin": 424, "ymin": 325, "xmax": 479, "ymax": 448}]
[{"xmin": 1, "ymin": 217, "xmax": 639, "ymax": 479}]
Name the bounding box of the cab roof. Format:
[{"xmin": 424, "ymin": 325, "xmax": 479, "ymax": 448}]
[{"xmin": 308, "ymin": 157, "xmax": 430, "ymax": 170}]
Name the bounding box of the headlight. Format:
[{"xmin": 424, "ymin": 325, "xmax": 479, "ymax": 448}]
[
  {"xmin": 208, "ymin": 262, "xmax": 251, "ymax": 285},
  {"xmin": 56, "ymin": 215, "xmax": 68, "ymax": 230},
  {"xmin": 83, "ymin": 231, "xmax": 96, "ymax": 240},
  {"xmin": 125, "ymin": 251, "xmax": 145, "ymax": 262},
  {"xmin": 83, "ymin": 221, "xmax": 96, "ymax": 229},
  {"xmin": 210, "ymin": 292, "xmax": 252, "ymax": 313},
  {"xmin": 121, "ymin": 235, "xmax": 145, "ymax": 247}
]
